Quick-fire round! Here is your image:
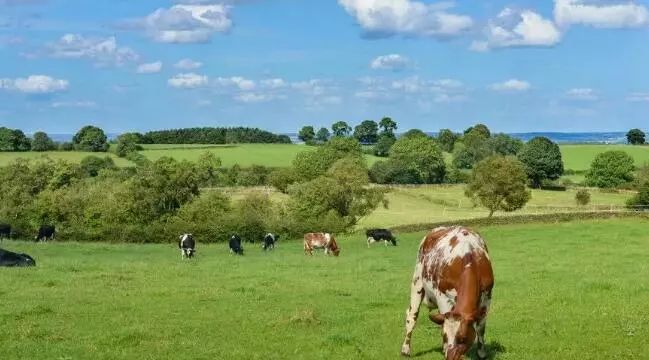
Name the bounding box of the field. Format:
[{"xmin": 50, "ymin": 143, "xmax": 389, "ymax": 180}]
[
  {"xmin": 2, "ymin": 218, "xmax": 648, "ymax": 359},
  {"xmin": 560, "ymin": 144, "xmax": 649, "ymax": 171}
]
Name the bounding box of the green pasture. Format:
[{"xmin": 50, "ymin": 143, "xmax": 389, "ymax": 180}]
[
  {"xmin": 1, "ymin": 218, "xmax": 647, "ymax": 359},
  {"xmin": 560, "ymin": 144, "xmax": 649, "ymax": 171}
]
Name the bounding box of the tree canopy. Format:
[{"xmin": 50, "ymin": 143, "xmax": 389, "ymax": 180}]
[
  {"xmin": 353, "ymin": 120, "xmax": 379, "ymax": 144},
  {"xmin": 0, "ymin": 127, "xmax": 31, "ymax": 152},
  {"xmin": 298, "ymin": 126, "xmax": 316, "ymax": 143},
  {"xmin": 517, "ymin": 136, "xmax": 564, "ymax": 187},
  {"xmin": 585, "ymin": 150, "xmax": 635, "ymax": 188},
  {"xmin": 626, "ymin": 128, "xmax": 646, "ymax": 145},
  {"xmin": 331, "ymin": 121, "xmax": 352, "ymax": 137},
  {"xmin": 31, "ymin": 131, "xmax": 56, "ymax": 152},
  {"xmin": 73, "ymin": 126, "xmax": 109, "ymax": 152}
]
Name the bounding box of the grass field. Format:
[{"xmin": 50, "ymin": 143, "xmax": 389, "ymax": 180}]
[
  {"xmin": 1, "ymin": 218, "xmax": 647, "ymax": 359},
  {"xmin": 561, "ymin": 144, "xmax": 649, "ymax": 171}
]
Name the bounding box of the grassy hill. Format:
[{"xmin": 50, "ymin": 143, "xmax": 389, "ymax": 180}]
[{"xmin": 561, "ymin": 144, "xmax": 649, "ymax": 171}]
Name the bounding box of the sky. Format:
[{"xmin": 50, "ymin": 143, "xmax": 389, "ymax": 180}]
[{"xmin": 0, "ymin": 0, "xmax": 648, "ymax": 134}]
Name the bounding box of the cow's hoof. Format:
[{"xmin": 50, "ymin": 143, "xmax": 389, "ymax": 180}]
[
  {"xmin": 400, "ymin": 352, "xmax": 411, "ymax": 358},
  {"xmin": 400, "ymin": 345, "xmax": 411, "ymax": 357}
]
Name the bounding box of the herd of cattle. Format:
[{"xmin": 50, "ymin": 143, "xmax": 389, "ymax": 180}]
[{"xmin": 0, "ymin": 223, "xmax": 493, "ymax": 360}]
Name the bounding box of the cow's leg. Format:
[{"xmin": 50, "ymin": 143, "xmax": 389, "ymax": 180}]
[
  {"xmin": 401, "ymin": 264, "xmax": 424, "ymax": 357},
  {"xmin": 384, "ymin": 239, "xmax": 388, "ymax": 247},
  {"xmin": 476, "ymin": 318, "xmax": 487, "ymax": 360},
  {"xmin": 367, "ymin": 237, "xmax": 373, "ymax": 248}
]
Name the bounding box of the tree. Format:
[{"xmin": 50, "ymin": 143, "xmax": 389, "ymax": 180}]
[
  {"xmin": 316, "ymin": 127, "xmax": 331, "ymax": 143},
  {"xmin": 464, "ymin": 123, "xmax": 491, "ymax": 138},
  {"xmin": 79, "ymin": 156, "xmax": 116, "ymax": 177},
  {"xmin": 488, "ymin": 133, "xmax": 524, "ymax": 156},
  {"xmin": 626, "ymin": 129, "xmax": 646, "ymax": 145},
  {"xmin": 298, "ymin": 126, "xmax": 316, "ymax": 143},
  {"xmin": 401, "ymin": 129, "xmax": 428, "ymax": 139},
  {"xmin": 379, "ymin": 117, "xmax": 397, "ymax": 135},
  {"xmin": 390, "ymin": 135, "xmax": 446, "ymax": 183},
  {"xmin": 437, "ymin": 129, "xmax": 458, "ymax": 152},
  {"xmin": 31, "ymin": 131, "xmax": 56, "ymax": 152},
  {"xmin": 369, "ymin": 159, "xmax": 423, "ymax": 184},
  {"xmin": 0, "ymin": 127, "xmax": 31, "ymax": 151},
  {"xmin": 331, "ymin": 121, "xmax": 352, "ymax": 137},
  {"xmin": 268, "ymin": 168, "xmax": 298, "ymax": 193},
  {"xmin": 373, "ymin": 135, "xmax": 396, "ymax": 157},
  {"xmin": 73, "ymin": 126, "xmax": 109, "ymax": 152},
  {"xmin": 353, "ymin": 120, "xmax": 379, "ymax": 144},
  {"xmin": 465, "ymin": 156, "xmax": 531, "ymax": 217},
  {"xmin": 575, "ymin": 189, "xmax": 591, "ymax": 206},
  {"xmin": 452, "ymin": 131, "xmax": 491, "ymax": 169},
  {"xmin": 292, "ymin": 137, "xmax": 363, "ymax": 181},
  {"xmin": 518, "ymin": 137, "xmax": 564, "ymax": 188},
  {"xmin": 196, "ymin": 151, "xmax": 222, "ymax": 185},
  {"xmin": 115, "ymin": 133, "xmax": 143, "ymax": 157},
  {"xmin": 585, "ymin": 151, "xmax": 635, "ymax": 188}
]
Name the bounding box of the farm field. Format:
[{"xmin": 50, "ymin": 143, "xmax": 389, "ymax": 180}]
[
  {"xmin": 560, "ymin": 144, "xmax": 649, "ymax": 171},
  {"xmin": 1, "ymin": 219, "xmax": 647, "ymax": 359}
]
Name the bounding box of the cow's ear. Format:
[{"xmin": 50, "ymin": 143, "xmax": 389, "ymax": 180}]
[{"xmin": 430, "ymin": 313, "xmax": 445, "ymax": 325}]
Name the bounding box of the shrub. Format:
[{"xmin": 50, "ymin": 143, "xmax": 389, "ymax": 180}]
[
  {"xmin": 31, "ymin": 131, "xmax": 56, "ymax": 152},
  {"xmin": 369, "ymin": 160, "xmax": 423, "ymax": 185},
  {"xmin": 292, "ymin": 137, "xmax": 363, "ymax": 181},
  {"xmin": 115, "ymin": 133, "xmax": 143, "ymax": 157},
  {"xmin": 575, "ymin": 189, "xmax": 591, "ymax": 206},
  {"xmin": 390, "ymin": 135, "xmax": 445, "ymax": 183},
  {"xmin": 373, "ymin": 135, "xmax": 396, "ymax": 157},
  {"xmin": 268, "ymin": 168, "xmax": 298, "ymax": 193},
  {"xmin": 585, "ymin": 151, "xmax": 635, "ymax": 188},
  {"xmin": 627, "ymin": 182, "xmax": 649, "ymax": 209},
  {"xmin": 59, "ymin": 142, "xmax": 75, "ymax": 151},
  {"xmin": 79, "ymin": 156, "xmax": 116, "ymax": 177}
]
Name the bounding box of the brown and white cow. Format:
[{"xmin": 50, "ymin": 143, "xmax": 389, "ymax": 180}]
[
  {"xmin": 401, "ymin": 226, "xmax": 494, "ymax": 360},
  {"xmin": 303, "ymin": 233, "xmax": 340, "ymax": 256}
]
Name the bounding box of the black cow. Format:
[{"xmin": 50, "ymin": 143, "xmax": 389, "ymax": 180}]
[
  {"xmin": 178, "ymin": 234, "xmax": 196, "ymax": 259},
  {"xmin": 229, "ymin": 234, "xmax": 244, "ymax": 255},
  {"xmin": 35, "ymin": 225, "xmax": 56, "ymax": 242},
  {"xmin": 263, "ymin": 233, "xmax": 279, "ymax": 251},
  {"xmin": 0, "ymin": 223, "xmax": 10, "ymax": 241},
  {"xmin": 366, "ymin": 229, "xmax": 397, "ymax": 247},
  {"xmin": 0, "ymin": 248, "xmax": 36, "ymax": 267}
]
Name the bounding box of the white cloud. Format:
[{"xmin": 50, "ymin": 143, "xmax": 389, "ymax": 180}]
[
  {"xmin": 338, "ymin": 0, "xmax": 473, "ymax": 38},
  {"xmin": 0, "ymin": 75, "xmax": 69, "ymax": 94},
  {"xmin": 627, "ymin": 92, "xmax": 649, "ymax": 102},
  {"xmin": 370, "ymin": 54, "xmax": 410, "ymax": 70},
  {"xmin": 174, "ymin": 58, "xmax": 203, "ymax": 70},
  {"xmin": 260, "ymin": 78, "xmax": 287, "ymax": 89},
  {"xmin": 137, "ymin": 61, "xmax": 163, "ymax": 74},
  {"xmin": 566, "ymin": 88, "xmax": 597, "ymax": 100},
  {"xmin": 142, "ymin": 4, "xmax": 232, "ymax": 43},
  {"xmin": 234, "ymin": 92, "xmax": 286, "ymax": 103},
  {"xmin": 51, "ymin": 100, "xmax": 96, "ymax": 108},
  {"xmin": 291, "ymin": 79, "xmax": 330, "ymax": 96},
  {"xmin": 215, "ymin": 76, "xmax": 256, "ymax": 90},
  {"xmin": 46, "ymin": 34, "xmax": 139, "ymax": 66},
  {"xmin": 491, "ymin": 79, "xmax": 531, "ymax": 91},
  {"xmin": 168, "ymin": 73, "xmax": 208, "ymax": 88},
  {"xmin": 555, "ymin": 0, "xmax": 649, "ymax": 28},
  {"xmin": 474, "ymin": 8, "xmax": 561, "ymax": 51}
]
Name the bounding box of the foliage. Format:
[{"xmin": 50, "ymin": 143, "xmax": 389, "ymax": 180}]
[
  {"xmin": 59, "ymin": 142, "xmax": 75, "ymax": 151},
  {"xmin": 268, "ymin": 167, "xmax": 299, "ymax": 193},
  {"xmin": 298, "ymin": 126, "xmax": 316, "ymax": 143},
  {"xmin": 79, "ymin": 156, "xmax": 116, "ymax": 177},
  {"xmin": 437, "ymin": 129, "xmax": 458, "ymax": 152},
  {"xmin": 585, "ymin": 150, "xmax": 635, "ymax": 188},
  {"xmin": 292, "ymin": 137, "xmax": 363, "ymax": 181},
  {"xmin": 575, "ymin": 189, "xmax": 591, "ymax": 206},
  {"xmin": 463, "ymin": 123, "xmax": 491, "ymax": 138},
  {"xmin": 465, "ymin": 156, "xmax": 531, "ymax": 217},
  {"xmin": 115, "ymin": 133, "xmax": 143, "ymax": 157},
  {"xmin": 452, "ymin": 131, "xmax": 491, "ymax": 169},
  {"xmin": 626, "ymin": 128, "xmax": 646, "ymax": 145},
  {"xmin": 31, "ymin": 131, "xmax": 56, "ymax": 152},
  {"xmin": 196, "ymin": 151, "xmax": 223, "ymax": 185},
  {"xmin": 141, "ymin": 127, "xmax": 291, "ymax": 144},
  {"xmin": 353, "ymin": 120, "xmax": 379, "ymax": 144},
  {"xmin": 331, "ymin": 121, "xmax": 352, "ymax": 137},
  {"xmin": 378, "ymin": 117, "xmax": 397, "ymax": 136},
  {"xmin": 373, "ymin": 134, "xmax": 396, "ymax": 157},
  {"xmin": 518, "ymin": 136, "xmax": 564, "ymax": 188},
  {"xmin": 488, "ymin": 133, "xmax": 523, "ymax": 156},
  {"xmin": 0, "ymin": 127, "xmax": 31, "ymax": 151},
  {"xmin": 316, "ymin": 127, "xmax": 330, "ymax": 143},
  {"xmin": 400, "ymin": 129, "xmax": 428, "ymax": 139},
  {"xmin": 627, "ymin": 181, "xmax": 649, "ymax": 208},
  {"xmin": 369, "ymin": 159, "xmax": 423, "ymax": 184},
  {"xmin": 389, "ymin": 136, "xmax": 446, "ymax": 184},
  {"xmin": 73, "ymin": 125, "xmax": 109, "ymax": 152}
]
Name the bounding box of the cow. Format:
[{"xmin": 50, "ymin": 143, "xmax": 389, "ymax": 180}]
[
  {"xmin": 0, "ymin": 248, "xmax": 36, "ymax": 267},
  {"xmin": 35, "ymin": 225, "xmax": 55, "ymax": 242},
  {"xmin": 262, "ymin": 233, "xmax": 279, "ymax": 251},
  {"xmin": 366, "ymin": 228, "xmax": 397, "ymax": 247},
  {"xmin": 303, "ymin": 233, "xmax": 340, "ymax": 256},
  {"xmin": 401, "ymin": 226, "xmax": 494, "ymax": 360},
  {"xmin": 178, "ymin": 234, "xmax": 196, "ymax": 259},
  {"xmin": 0, "ymin": 223, "xmax": 10, "ymax": 241},
  {"xmin": 229, "ymin": 234, "xmax": 244, "ymax": 255}
]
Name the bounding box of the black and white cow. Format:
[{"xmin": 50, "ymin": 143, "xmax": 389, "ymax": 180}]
[
  {"xmin": 0, "ymin": 248, "xmax": 36, "ymax": 267},
  {"xmin": 178, "ymin": 234, "xmax": 196, "ymax": 259},
  {"xmin": 262, "ymin": 233, "xmax": 279, "ymax": 251},
  {"xmin": 0, "ymin": 223, "xmax": 10, "ymax": 241},
  {"xmin": 35, "ymin": 225, "xmax": 55, "ymax": 242},
  {"xmin": 366, "ymin": 228, "xmax": 397, "ymax": 247},
  {"xmin": 229, "ymin": 234, "xmax": 244, "ymax": 255}
]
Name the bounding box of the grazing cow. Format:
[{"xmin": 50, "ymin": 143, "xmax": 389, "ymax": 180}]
[
  {"xmin": 0, "ymin": 223, "xmax": 10, "ymax": 241},
  {"xmin": 35, "ymin": 225, "xmax": 55, "ymax": 242},
  {"xmin": 366, "ymin": 228, "xmax": 397, "ymax": 247},
  {"xmin": 401, "ymin": 226, "xmax": 494, "ymax": 360},
  {"xmin": 262, "ymin": 233, "xmax": 279, "ymax": 251},
  {"xmin": 303, "ymin": 233, "xmax": 340, "ymax": 256},
  {"xmin": 229, "ymin": 234, "xmax": 244, "ymax": 255},
  {"xmin": 178, "ymin": 234, "xmax": 196, "ymax": 259},
  {"xmin": 0, "ymin": 248, "xmax": 36, "ymax": 267}
]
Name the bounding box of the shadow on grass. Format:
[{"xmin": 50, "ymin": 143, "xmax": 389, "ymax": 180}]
[{"xmin": 413, "ymin": 341, "xmax": 506, "ymax": 359}]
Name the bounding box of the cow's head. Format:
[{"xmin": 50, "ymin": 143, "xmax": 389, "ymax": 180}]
[
  {"xmin": 431, "ymin": 312, "xmax": 477, "ymax": 360},
  {"xmin": 332, "ymin": 248, "xmax": 341, "ymax": 256}
]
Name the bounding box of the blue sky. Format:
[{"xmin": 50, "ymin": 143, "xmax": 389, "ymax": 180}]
[{"xmin": 0, "ymin": 0, "xmax": 648, "ymax": 134}]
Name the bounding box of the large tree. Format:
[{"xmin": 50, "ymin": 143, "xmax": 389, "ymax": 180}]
[
  {"xmin": 0, "ymin": 127, "xmax": 31, "ymax": 152},
  {"xmin": 298, "ymin": 126, "xmax": 316, "ymax": 143},
  {"xmin": 115, "ymin": 133, "xmax": 143, "ymax": 157},
  {"xmin": 292, "ymin": 136, "xmax": 363, "ymax": 181},
  {"xmin": 73, "ymin": 126, "xmax": 109, "ymax": 152},
  {"xmin": 463, "ymin": 123, "xmax": 491, "ymax": 138},
  {"xmin": 353, "ymin": 120, "xmax": 379, "ymax": 144},
  {"xmin": 31, "ymin": 131, "xmax": 56, "ymax": 152},
  {"xmin": 585, "ymin": 151, "xmax": 635, "ymax": 188},
  {"xmin": 437, "ymin": 129, "xmax": 458, "ymax": 153},
  {"xmin": 379, "ymin": 117, "xmax": 397, "ymax": 136},
  {"xmin": 316, "ymin": 127, "xmax": 331, "ymax": 143},
  {"xmin": 517, "ymin": 136, "xmax": 564, "ymax": 188},
  {"xmin": 626, "ymin": 128, "xmax": 646, "ymax": 145},
  {"xmin": 331, "ymin": 121, "xmax": 352, "ymax": 137},
  {"xmin": 390, "ymin": 135, "xmax": 446, "ymax": 183},
  {"xmin": 465, "ymin": 156, "xmax": 531, "ymax": 217}
]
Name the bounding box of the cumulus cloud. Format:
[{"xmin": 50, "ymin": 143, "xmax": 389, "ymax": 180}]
[
  {"xmin": 142, "ymin": 4, "xmax": 232, "ymax": 43},
  {"xmin": 338, "ymin": 0, "xmax": 473, "ymax": 38},
  {"xmin": 0, "ymin": 75, "xmax": 68, "ymax": 94},
  {"xmin": 137, "ymin": 61, "xmax": 163, "ymax": 74},
  {"xmin": 472, "ymin": 8, "xmax": 561, "ymax": 51},
  {"xmin": 566, "ymin": 88, "xmax": 597, "ymax": 100},
  {"xmin": 370, "ymin": 54, "xmax": 410, "ymax": 70},
  {"xmin": 46, "ymin": 34, "xmax": 139, "ymax": 66},
  {"xmin": 215, "ymin": 76, "xmax": 256, "ymax": 91},
  {"xmin": 234, "ymin": 92, "xmax": 286, "ymax": 103},
  {"xmin": 627, "ymin": 92, "xmax": 649, "ymax": 102},
  {"xmin": 51, "ymin": 101, "xmax": 96, "ymax": 108},
  {"xmin": 555, "ymin": 0, "xmax": 649, "ymax": 28},
  {"xmin": 168, "ymin": 73, "xmax": 208, "ymax": 88},
  {"xmin": 260, "ymin": 78, "xmax": 287, "ymax": 89},
  {"xmin": 491, "ymin": 79, "xmax": 531, "ymax": 91},
  {"xmin": 174, "ymin": 58, "xmax": 203, "ymax": 70}
]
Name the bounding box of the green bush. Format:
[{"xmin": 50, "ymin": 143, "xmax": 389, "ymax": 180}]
[
  {"xmin": 585, "ymin": 151, "xmax": 635, "ymax": 188},
  {"xmin": 268, "ymin": 168, "xmax": 298, "ymax": 193},
  {"xmin": 369, "ymin": 160, "xmax": 423, "ymax": 185},
  {"xmin": 79, "ymin": 156, "xmax": 116, "ymax": 177},
  {"xmin": 390, "ymin": 135, "xmax": 445, "ymax": 183},
  {"xmin": 627, "ymin": 182, "xmax": 649, "ymax": 208},
  {"xmin": 575, "ymin": 189, "xmax": 591, "ymax": 206},
  {"xmin": 31, "ymin": 131, "xmax": 56, "ymax": 152}
]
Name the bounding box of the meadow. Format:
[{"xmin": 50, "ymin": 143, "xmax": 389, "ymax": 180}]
[
  {"xmin": 1, "ymin": 218, "xmax": 647, "ymax": 359},
  {"xmin": 560, "ymin": 144, "xmax": 649, "ymax": 171}
]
